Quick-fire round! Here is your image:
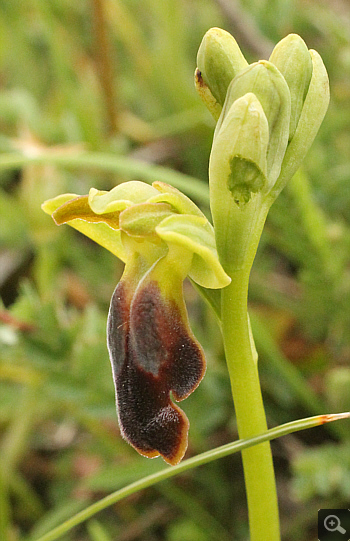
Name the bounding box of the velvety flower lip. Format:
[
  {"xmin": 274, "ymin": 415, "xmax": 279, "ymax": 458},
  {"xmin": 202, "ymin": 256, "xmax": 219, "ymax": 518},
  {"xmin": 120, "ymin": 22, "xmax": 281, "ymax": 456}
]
[
  {"xmin": 108, "ymin": 276, "xmax": 206, "ymax": 465},
  {"xmin": 42, "ymin": 180, "xmax": 230, "ymax": 465}
]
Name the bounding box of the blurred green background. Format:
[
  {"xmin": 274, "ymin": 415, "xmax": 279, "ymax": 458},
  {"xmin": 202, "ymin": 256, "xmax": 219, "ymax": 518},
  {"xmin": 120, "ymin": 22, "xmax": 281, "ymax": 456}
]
[{"xmin": 1, "ymin": 1, "xmax": 350, "ymax": 540}]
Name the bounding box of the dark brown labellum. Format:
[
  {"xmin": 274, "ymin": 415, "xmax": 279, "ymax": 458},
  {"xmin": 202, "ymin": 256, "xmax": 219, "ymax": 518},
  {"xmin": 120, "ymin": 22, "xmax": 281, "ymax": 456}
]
[{"xmin": 107, "ymin": 280, "xmax": 206, "ymax": 465}]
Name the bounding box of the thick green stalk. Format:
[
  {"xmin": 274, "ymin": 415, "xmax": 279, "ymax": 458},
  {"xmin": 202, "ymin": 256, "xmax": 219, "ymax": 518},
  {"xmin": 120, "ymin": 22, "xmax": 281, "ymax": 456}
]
[{"xmin": 220, "ymin": 202, "xmax": 280, "ymax": 541}]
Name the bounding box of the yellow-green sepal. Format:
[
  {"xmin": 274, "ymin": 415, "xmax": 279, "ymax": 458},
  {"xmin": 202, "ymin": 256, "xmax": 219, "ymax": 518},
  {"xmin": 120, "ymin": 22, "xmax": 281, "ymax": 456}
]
[
  {"xmin": 41, "ymin": 193, "xmax": 127, "ymax": 261},
  {"xmin": 156, "ymin": 214, "xmax": 231, "ymax": 289},
  {"xmin": 41, "ymin": 193, "xmax": 80, "ymax": 215}
]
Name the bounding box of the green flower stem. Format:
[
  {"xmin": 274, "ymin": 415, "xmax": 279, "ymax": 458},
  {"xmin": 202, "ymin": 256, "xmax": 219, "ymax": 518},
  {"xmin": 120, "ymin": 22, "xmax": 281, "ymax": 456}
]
[
  {"xmin": 219, "ymin": 201, "xmax": 280, "ymax": 541},
  {"xmin": 221, "ymin": 273, "xmax": 280, "ymax": 541}
]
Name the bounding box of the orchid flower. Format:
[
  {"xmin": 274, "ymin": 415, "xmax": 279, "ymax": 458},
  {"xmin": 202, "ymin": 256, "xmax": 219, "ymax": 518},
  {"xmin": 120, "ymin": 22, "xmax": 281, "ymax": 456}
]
[{"xmin": 42, "ymin": 181, "xmax": 230, "ymax": 465}]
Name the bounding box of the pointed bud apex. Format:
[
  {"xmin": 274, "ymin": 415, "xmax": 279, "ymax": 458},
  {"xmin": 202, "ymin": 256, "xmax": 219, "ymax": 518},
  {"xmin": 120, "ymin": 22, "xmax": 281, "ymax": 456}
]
[
  {"xmin": 216, "ymin": 60, "xmax": 291, "ymax": 186},
  {"xmin": 196, "ymin": 27, "xmax": 248, "ymax": 108},
  {"xmin": 210, "ymin": 93, "xmax": 269, "ymax": 207},
  {"xmin": 270, "ymin": 34, "xmax": 312, "ymax": 140}
]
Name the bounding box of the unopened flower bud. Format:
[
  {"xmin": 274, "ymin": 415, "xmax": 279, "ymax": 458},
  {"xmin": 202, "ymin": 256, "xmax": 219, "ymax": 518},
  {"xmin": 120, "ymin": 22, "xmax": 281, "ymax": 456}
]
[
  {"xmin": 210, "ymin": 92, "xmax": 269, "ymax": 207},
  {"xmin": 216, "ymin": 60, "xmax": 291, "ymax": 186},
  {"xmin": 196, "ymin": 27, "xmax": 248, "ymax": 109},
  {"xmin": 270, "ymin": 34, "xmax": 312, "ymax": 140},
  {"xmin": 272, "ymin": 49, "xmax": 330, "ymax": 198}
]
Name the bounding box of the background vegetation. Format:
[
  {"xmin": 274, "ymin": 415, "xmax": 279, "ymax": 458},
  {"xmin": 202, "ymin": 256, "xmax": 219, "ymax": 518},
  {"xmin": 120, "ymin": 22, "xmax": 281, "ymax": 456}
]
[{"xmin": 1, "ymin": 1, "xmax": 350, "ymax": 540}]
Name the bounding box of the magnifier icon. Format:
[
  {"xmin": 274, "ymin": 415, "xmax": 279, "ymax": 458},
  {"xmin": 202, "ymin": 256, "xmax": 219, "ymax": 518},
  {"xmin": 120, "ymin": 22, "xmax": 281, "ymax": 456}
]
[{"xmin": 324, "ymin": 514, "xmax": 347, "ymax": 534}]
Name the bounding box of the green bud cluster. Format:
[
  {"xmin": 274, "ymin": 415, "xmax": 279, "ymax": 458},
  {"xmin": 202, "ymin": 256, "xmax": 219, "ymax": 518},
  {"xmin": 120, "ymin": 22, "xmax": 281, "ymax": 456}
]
[{"xmin": 195, "ymin": 28, "xmax": 329, "ymax": 209}]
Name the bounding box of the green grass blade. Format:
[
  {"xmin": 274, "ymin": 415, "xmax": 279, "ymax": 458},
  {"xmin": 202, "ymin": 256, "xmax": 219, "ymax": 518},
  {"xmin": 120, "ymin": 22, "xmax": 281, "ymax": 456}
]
[
  {"xmin": 0, "ymin": 152, "xmax": 210, "ymax": 205},
  {"xmin": 31, "ymin": 412, "xmax": 350, "ymax": 541}
]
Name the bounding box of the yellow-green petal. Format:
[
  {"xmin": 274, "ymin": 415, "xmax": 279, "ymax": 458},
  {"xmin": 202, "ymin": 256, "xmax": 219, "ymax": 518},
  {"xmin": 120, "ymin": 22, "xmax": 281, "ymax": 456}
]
[
  {"xmin": 150, "ymin": 181, "xmax": 205, "ymax": 218},
  {"xmin": 88, "ymin": 181, "xmax": 159, "ymax": 214},
  {"xmin": 156, "ymin": 214, "xmax": 231, "ymax": 289},
  {"xmin": 119, "ymin": 202, "xmax": 174, "ymax": 238}
]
